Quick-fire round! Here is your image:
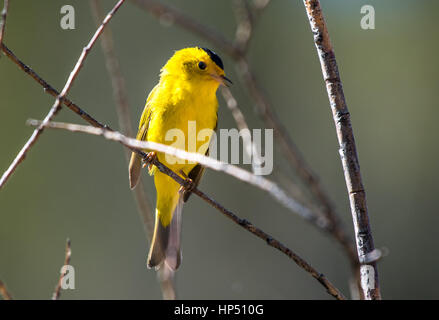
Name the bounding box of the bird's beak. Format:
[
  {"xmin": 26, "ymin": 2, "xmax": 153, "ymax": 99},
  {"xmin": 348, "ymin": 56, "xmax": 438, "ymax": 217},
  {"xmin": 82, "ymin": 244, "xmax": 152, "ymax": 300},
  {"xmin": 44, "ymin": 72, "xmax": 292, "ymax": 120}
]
[
  {"xmin": 221, "ymin": 75, "xmax": 233, "ymax": 87},
  {"xmin": 210, "ymin": 73, "xmax": 233, "ymax": 87}
]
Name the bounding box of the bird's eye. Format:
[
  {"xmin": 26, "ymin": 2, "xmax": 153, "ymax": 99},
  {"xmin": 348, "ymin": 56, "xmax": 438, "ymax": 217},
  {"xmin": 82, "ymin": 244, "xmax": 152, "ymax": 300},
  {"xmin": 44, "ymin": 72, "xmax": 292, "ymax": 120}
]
[{"xmin": 198, "ymin": 61, "xmax": 207, "ymax": 70}]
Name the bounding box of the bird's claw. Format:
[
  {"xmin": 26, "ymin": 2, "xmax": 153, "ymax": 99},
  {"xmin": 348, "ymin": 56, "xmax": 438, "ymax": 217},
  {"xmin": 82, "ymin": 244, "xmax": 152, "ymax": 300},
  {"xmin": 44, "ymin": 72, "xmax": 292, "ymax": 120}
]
[
  {"xmin": 142, "ymin": 152, "xmax": 157, "ymax": 170},
  {"xmin": 179, "ymin": 170, "xmax": 194, "ymax": 194}
]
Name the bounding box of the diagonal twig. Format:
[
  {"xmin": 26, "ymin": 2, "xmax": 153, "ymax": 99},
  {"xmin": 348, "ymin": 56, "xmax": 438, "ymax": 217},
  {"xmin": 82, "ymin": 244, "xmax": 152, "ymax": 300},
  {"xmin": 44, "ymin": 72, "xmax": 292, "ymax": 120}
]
[
  {"xmin": 220, "ymin": 87, "xmax": 263, "ymax": 175},
  {"xmin": 28, "ymin": 120, "xmax": 346, "ymax": 300},
  {"xmin": 0, "ymin": 0, "xmax": 126, "ymax": 189},
  {"xmin": 303, "ymin": 0, "xmax": 381, "ymax": 300},
  {"xmin": 28, "ymin": 119, "xmax": 327, "ymax": 228},
  {"xmin": 0, "ymin": 44, "xmax": 107, "ymax": 129},
  {"xmin": 52, "ymin": 239, "xmax": 72, "ymax": 300}
]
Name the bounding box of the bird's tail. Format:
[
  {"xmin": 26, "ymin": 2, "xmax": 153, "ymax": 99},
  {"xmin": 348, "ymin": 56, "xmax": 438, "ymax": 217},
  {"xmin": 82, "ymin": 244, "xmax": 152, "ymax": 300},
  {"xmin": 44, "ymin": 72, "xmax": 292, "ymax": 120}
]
[
  {"xmin": 147, "ymin": 197, "xmax": 183, "ymax": 270},
  {"xmin": 128, "ymin": 152, "xmax": 142, "ymax": 189}
]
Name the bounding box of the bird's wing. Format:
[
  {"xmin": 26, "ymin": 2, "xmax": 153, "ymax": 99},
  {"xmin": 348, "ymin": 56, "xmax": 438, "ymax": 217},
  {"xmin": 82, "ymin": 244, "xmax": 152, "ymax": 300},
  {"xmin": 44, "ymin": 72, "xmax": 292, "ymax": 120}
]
[
  {"xmin": 136, "ymin": 84, "xmax": 159, "ymax": 141},
  {"xmin": 128, "ymin": 84, "xmax": 159, "ymax": 189},
  {"xmin": 183, "ymin": 119, "xmax": 218, "ymax": 202}
]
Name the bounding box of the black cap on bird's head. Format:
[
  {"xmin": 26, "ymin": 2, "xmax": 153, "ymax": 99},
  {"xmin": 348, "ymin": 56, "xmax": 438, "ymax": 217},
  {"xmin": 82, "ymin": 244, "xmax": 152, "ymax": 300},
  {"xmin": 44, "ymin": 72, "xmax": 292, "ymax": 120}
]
[
  {"xmin": 201, "ymin": 48, "xmax": 224, "ymax": 71},
  {"xmin": 200, "ymin": 47, "xmax": 232, "ymax": 86}
]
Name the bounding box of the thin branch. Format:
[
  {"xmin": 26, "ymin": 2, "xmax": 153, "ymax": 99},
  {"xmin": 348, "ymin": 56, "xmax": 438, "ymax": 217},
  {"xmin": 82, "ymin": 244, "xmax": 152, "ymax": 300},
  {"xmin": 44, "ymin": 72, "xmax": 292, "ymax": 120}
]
[
  {"xmin": 303, "ymin": 0, "xmax": 381, "ymax": 300},
  {"xmin": 52, "ymin": 239, "xmax": 72, "ymax": 300},
  {"xmin": 233, "ymin": 0, "xmax": 253, "ymax": 52},
  {"xmin": 90, "ymin": 0, "xmax": 134, "ymax": 138},
  {"xmin": 131, "ymin": 0, "xmax": 357, "ymax": 268},
  {"xmin": 90, "ymin": 0, "xmax": 175, "ymax": 300},
  {"xmin": 0, "ymin": 44, "xmax": 107, "ymax": 129},
  {"xmin": 0, "ymin": 0, "xmax": 9, "ymax": 45},
  {"xmin": 220, "ymin": 87, "xmax": 263, "ymax": 174},
  {"xmin": 28, "ymin": 119, "xmax": 327, "ymax": 228},
  {"xmin": 0, "ymin": 280, "xmax": 13, "ymax": 300},
  {"xmin": 28, "ymin": 120, "xmax": 345, "ymax": 300},
  {"xmin": 0, "ymin": 0, "xmax": 126, "ymax": 189}
]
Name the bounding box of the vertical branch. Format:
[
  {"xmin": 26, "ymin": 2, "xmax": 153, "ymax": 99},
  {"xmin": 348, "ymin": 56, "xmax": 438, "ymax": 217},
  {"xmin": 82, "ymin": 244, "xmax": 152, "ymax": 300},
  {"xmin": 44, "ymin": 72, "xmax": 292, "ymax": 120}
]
[
  {"xmin": 52, "ymin": 239, "xmax": 72, "ymax": 300},
  {"xmin": 90, "ymin": 0, "xmax": 175, "ymax": 300},
  {"xmin": 303, "ymin": 0, "xmax": 381, "ymax": 300},
  {"xmin": 0, "ymin": 0, "xmax": 126, "ymax": 189}
]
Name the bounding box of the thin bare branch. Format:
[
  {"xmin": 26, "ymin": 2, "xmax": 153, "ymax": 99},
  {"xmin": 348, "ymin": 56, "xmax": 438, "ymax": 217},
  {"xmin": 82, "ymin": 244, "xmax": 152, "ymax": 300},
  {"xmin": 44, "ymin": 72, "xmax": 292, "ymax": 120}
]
[
  {"xmin": 303, "ymin": 0, "xmax": 381, "ymax": 300},
  {"xmin": 0, "ymin": 280, "xmax": 13, "ymax": 300},
  {"xmin": 0, "ymin": 0, "xmax": 9, "ymax": 45},
  {"xmin": 220, "ymin": 87, "xmax": 263, "ymax": 175},
  {"xmin": 233, "ymin": 0, "xmax": 253, "ymax": 52},
  {"xmin": 0, "ymin": 0, "xmax": 126, "ymax": 189},
  {"xmin": 90, "ymin": 0, "xmax": 175, "ymax": 300},
  {"xmin": 52, "ymin": 239, "xmax": 72, "ymax": 300},
  {"xmin": 28, "ymin": 120, "xmax": 345, "ymax": 300},
  {"xmin": 27, "ymin": 119, "xmax": 327, "ymax": 229},
  {"xmin": 0, "ymin": 44, "xmax": 107, "ymax": 128}
]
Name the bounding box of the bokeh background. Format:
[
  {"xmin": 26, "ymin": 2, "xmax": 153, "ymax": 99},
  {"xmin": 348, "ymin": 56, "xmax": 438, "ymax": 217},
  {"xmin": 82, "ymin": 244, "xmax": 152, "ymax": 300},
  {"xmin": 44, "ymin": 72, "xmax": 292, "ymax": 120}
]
[{"xmin": 1, "ymin": 0, "xmax": 438, "ymax": 299}]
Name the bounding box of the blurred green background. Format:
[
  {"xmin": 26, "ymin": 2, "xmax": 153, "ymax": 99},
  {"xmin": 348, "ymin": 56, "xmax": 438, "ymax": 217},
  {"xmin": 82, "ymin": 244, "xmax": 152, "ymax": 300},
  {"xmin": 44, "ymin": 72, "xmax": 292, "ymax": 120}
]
[{"xmin": 1, "ymin": 0, "xmax": 438, "ymax": 299}]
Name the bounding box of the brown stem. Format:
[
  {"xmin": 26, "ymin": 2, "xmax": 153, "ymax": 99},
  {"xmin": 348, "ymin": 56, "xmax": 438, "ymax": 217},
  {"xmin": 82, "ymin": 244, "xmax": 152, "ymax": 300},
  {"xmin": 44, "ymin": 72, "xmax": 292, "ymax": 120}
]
[{"xmin": 52, "ymin": 239, "xmax": 72, "ymax": 300}]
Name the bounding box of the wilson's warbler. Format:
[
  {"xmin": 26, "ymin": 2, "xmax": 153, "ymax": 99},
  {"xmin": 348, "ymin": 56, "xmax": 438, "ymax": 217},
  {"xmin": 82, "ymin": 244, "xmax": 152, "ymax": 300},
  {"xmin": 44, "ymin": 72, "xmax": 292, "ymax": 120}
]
[{"xmin": 129, "ymin": 47, "xmax": 231, "ymax": 270}]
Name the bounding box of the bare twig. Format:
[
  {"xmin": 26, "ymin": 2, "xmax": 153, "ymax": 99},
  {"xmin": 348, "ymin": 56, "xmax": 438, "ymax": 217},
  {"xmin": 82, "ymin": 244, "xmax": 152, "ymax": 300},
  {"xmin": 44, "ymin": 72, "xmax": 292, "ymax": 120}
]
[
  {"xmin": 52, "ymin": 239, "xmax": 72, "ymax": 300},
  {"xmin": 0, "ymin": 280, "xmax": 13, "ymax": 300},
  {"xmin": 131, "ymin": 0, "xmax": 357, "ymax": 268},
  {"xmin": 0, "ymin": 0, "xmax": 126, "ymax": 189},
  {"xmin": 0, "ymin": 0, "xmax": 9, "ymax": 45},
  {"xmin": 90, "ymin": 0, "xmax": 175, "ymax": 300},
  {"xmin": 232, "ymin": 0, "xmax": 271, "ymax": 52},
  {"xmin": 220, "ymin": 87, "xmax": 263, "ymax": 174},
  {"xmin": 28, "ymin": 120, "xmax": 345, "ymax": 300},
  {"xmin": 233, "ymin": 0, "xmax": 253, "ymax": 52},
  {"xmin": 28, "ymin": 119, "xmax": 327, "ymax": 228},
  {"xmin": 90, "ymin": 0, "xmax": 133, "ymax": 138},
  {"xmin": 0, "ymin": 44, "xmax": 107, "ymax": 129},
  {"xmin": 303, "ymin": 0, "xmax": 381, "ymax": 300}
]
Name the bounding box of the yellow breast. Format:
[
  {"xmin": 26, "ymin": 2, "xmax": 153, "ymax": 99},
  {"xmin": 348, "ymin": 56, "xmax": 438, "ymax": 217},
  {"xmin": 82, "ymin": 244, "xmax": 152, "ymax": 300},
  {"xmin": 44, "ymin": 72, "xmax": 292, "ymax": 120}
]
[{"xmin": 147, "ymin": 76, "xmax": 218, "ymax": 174}]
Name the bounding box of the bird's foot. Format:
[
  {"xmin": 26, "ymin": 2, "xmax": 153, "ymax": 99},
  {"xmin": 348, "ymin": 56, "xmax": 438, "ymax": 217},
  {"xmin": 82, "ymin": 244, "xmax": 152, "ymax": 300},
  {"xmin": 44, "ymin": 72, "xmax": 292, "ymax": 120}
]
[
  {"xmin": 142, "ymin": 151, "xmax": 157, "ymax": 171},
  {"xmin": 178, "ymin": 170, "xmax": 194, "ymax": 195}
]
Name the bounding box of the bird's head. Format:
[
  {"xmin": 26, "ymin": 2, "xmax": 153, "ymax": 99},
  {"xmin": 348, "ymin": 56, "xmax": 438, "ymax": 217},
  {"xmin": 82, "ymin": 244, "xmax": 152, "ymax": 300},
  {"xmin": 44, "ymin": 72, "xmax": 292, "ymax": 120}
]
[{"xmin": 160, "ymin": 47, "xmax": 232, "ymax": 88}]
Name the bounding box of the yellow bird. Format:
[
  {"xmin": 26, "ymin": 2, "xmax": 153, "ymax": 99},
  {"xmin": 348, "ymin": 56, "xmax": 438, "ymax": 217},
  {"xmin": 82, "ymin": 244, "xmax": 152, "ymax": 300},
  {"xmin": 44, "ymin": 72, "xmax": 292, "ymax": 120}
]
[{"xmin": 129, "ymin": 47, "xmax": 231, "ymax": 270}]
